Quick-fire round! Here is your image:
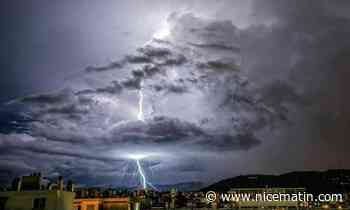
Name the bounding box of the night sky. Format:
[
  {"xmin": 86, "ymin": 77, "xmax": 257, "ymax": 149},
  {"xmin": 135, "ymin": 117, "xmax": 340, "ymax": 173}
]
[{"xmin": 1, "ymin": 0, "xmax": 350, "ymax": 187}]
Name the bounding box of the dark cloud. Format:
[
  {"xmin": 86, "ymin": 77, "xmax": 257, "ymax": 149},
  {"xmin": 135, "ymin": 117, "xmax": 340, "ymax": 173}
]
[
  {"xmin": 225, "ymin": 0, "xmax": 350, "ymax": 175},
  {"xmin": 151, "ymin": 80, "xmax": 189, "ymax": 94},
  {"xmin": 128, "ymin": 44, "xmax": 187, "ymax": 67},
  {"xmin": 77, "ymin": 81, "xmax": 123, "ymax": 95},
  {"xmin": 85, "ymin": 61, "xmax": 125, "ymax": 73},
  {"xmin": 143, "ymin": 65, "xmax": 163, "ymax": 77},
  {"xmin": 201, "ymin": 133, "xmax": 260, "ymax": 151},
  {"xmin": 168, "ymin": 12, "xmax": 240, "ymax": 50},
  {"xmin": 125, "ymin": 55, "xmax": 152, "ymax": 64},
  {"xmin": 189, "ymin": 43, "xmax": 240, "ymax": 52},
  {"xmin": 196, "ymin": 60, "xmax": 240, "ymax": 72},
  {"xmin": 83, "ymin": 44, "xmax": 182, "ymax": 74},
  {"xmin": 19, "ymin": 91, "xmax": 71, "ymax": 105},
  {"xmin": 131, "ymin": 70, "xmax": 145, "ymax": 78},
  {"xmin": 121, "ymin": 77, "xmax": 142, "ymax": 90},
  {"xmin": 171, "ymin": 159, "xmax": 205, "ymax": 172},
  {"xmin": 136, "ymin": 45, "xmax": 172, "ymax": 58},
  {"xmin": 0, "ymin": 107, "xmax": 31, "ymax": 134}
]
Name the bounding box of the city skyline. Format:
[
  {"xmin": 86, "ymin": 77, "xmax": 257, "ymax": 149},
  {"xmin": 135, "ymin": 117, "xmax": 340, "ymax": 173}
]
[{"xmin": 1, "ymin": 0, "xmax": 350, "ymax": 187}]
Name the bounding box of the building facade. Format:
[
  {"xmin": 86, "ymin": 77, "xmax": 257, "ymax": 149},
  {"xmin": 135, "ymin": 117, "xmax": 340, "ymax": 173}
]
[
  {"xmin": 0, "ymin": 190, "xmax": 75, "ymax": 210},
  {"xmin": 0, "ymin": 173, "xmax": 75, "ymax": 210},
  {"xmin": 73, "ymin": 197, "xmax": 130, "ymax": 210}
]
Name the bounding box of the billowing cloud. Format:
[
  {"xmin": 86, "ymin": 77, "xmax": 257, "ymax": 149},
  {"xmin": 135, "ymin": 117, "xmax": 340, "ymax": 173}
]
[{"xmin": 0, "ymin": 12, "xmax": 271, "ymax": 185}]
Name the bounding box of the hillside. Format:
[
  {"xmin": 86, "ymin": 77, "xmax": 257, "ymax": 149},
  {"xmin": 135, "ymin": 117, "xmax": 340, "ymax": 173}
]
[{"xmin": 202, "ymin": 169, "xmax": 350, "ymax": 193}]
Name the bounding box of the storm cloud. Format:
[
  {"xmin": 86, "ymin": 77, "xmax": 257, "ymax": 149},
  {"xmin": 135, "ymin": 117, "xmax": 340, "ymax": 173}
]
[{"xmin": 1, "ymin": 0, "xmax": 350, "ymax": 186}]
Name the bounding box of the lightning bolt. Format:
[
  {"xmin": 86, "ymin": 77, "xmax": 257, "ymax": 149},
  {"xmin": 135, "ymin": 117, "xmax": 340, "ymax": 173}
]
[
  {"xmin": 133, "ymin": 82, "xmax": 160, "ymax": 190},
  {"xmin": 137, "ymin": 81, "xmax": 145, "ymax": 122},
  {"xmin": 136, "ymin": 159, "xmax": 147, "ymax": 189}
]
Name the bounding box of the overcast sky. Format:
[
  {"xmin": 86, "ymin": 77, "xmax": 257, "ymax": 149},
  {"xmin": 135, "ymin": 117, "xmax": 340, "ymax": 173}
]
[{"xmin": 1, "ymin": 0, "xmax": 350, "ymax": 187}]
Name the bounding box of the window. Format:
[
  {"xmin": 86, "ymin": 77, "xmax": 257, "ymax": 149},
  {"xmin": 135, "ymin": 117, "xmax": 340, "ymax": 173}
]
[{"xmin": 33, "ymin": 197, "xmax": 46, "ymax": 210}]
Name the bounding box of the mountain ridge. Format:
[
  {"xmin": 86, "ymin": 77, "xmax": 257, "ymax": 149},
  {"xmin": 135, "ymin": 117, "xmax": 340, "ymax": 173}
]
[{"xmin": 201, "ymin": 169, "xmax": 350, "ymax": 193}]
